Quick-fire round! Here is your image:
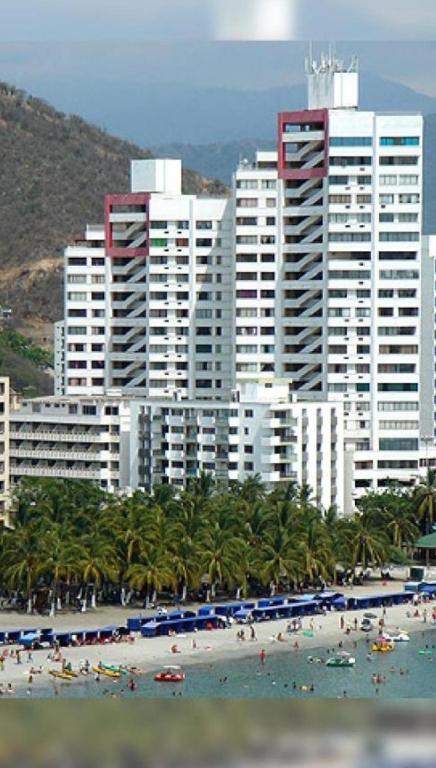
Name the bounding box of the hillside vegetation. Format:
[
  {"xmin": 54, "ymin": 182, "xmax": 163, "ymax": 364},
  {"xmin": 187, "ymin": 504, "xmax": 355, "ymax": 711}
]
[
  {"xmin": 0, "ymin": 327, "xmax": 53, "ymax": 395},
  {"xmin": 0, "ymin": 82, "xmax": 228, "ymax": 349}
]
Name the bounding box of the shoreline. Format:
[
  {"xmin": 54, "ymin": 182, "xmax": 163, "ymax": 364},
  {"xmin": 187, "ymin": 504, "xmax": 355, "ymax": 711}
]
[{"xmin": 1, "ymin": 594, "xmax": 435, "ymax": 695}]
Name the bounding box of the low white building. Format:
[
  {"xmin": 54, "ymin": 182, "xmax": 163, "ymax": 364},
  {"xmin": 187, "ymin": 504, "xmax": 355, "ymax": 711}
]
[
  {"xmin": 9, "ymin": 396, "xmax": 133, "ymax": 492},
  {"xmin": 9, "ymin": 380, "xmax": 345, "ymax": 512}
]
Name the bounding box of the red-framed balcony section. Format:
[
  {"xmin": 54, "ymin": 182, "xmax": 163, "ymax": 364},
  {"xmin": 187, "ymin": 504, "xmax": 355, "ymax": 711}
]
[
  {"xmin": 277, "ymin": 109, "xmax": 329, "ymax": 180},
  {"xmin": 104, "ymin": 192, "xmax": 150, "ymax": 258}
]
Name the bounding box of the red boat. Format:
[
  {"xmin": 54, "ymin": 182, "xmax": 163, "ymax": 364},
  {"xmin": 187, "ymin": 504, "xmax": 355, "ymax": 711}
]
[{"xmin": 154, "ymin": 665, "xmax": 185, "ymax": 683}]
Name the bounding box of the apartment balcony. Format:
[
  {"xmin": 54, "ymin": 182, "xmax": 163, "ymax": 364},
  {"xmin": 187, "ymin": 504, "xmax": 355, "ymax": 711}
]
[
  {"xmin": 268, "ymin": 417, "xmax": 297, "ymax": 428},
  {"xmin": 282, "ymin": 130, "xmax": 324, "ymax": 143},
  {"xmin": 10, "ymin": 429, "xmax": 108, "ymax": 442},
  {"xmin": 11, "ymin": 465, "xmax": 101, "ymax": 480},
  {"xmin": 166, "ymin": 450, "xmax": 186, "ymax": 461},
  {"xmin": 165, "ymin": 416, "xmax": 185, "ymax": 427},
  {"xmin": 11, "ymin": 448, "xmax": 103, "ymax": 462},
  {"xmin": 167, "ymin": 467, "xmax": 185, "ymax": 479},
  {"xmin": 261, "ymin": 435, "xmax": 284, "ymax": 447}
]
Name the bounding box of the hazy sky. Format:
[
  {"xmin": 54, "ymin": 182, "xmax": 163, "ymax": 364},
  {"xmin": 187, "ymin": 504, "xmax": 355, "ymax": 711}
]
[
  {"xmin": 2, "ymin": 1, "xmax": 436, "ymax": 41},
  {"xmin": 1, "ymin": 2, "xmax": 436, "ymax": 97}
]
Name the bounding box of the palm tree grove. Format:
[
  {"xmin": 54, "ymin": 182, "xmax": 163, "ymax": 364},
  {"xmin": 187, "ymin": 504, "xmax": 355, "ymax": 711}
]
[{"xmin": 0, "ymin": 472, "xmax": 433, "ymax": 616}]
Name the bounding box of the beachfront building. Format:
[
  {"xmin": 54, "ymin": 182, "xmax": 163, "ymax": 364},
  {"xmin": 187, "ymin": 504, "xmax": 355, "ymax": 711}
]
[
  {"xmin": 60, "ymin": 159, "xmax": 233, "ymax": 402},
  {"xmin": 9, "ymin": 395, "xmax": 133, "ymax": 492},
  {"xmin": 0, "ymin": 377, "xmax": 11, "ymax": 527},
  {"xmin": 234, "ymin": 53, "xmax": 427, "ymax": 507},
  {"xmin": 9, "ymin": 380, "xmax": 344, "ymax": 510},
  {"xmin": 31, "ymin": 51, "xmax": 436, "ymax": 513}
]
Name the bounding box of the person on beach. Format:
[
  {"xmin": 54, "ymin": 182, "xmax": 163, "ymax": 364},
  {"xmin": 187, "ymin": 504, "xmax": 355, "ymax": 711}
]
[
  {"xmin": 250, "ymin": 625, "xmax": 257, "ymax": 641},
  {"xmin": 259, "ymin": 648, "xmax": 266, "ymax": 665},
  {"xmin": 171, "ymin": 643, "xmax": 181, "ymax": 654}
]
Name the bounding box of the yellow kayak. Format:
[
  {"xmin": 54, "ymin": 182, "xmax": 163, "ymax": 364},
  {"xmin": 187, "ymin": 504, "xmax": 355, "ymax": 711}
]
[
  {"xmin": 92, "ymin": 665, "xmax": 121, "ymax": 679},
  {"xmin": 49, "ymin": 670, "xmax": 74, "ymax": 681}
]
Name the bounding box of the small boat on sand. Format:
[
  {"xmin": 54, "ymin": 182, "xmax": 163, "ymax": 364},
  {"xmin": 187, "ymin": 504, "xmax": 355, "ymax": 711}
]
[
  {"xmin": 100, "ymin": 663, "xmax": 128, "ymax": 675},
  {"xmin": 49, "ymin": 670, "xmax": 75, "ymax": 681},
  {"xmin": 93, "ymin": 665, "xmax": 121, "ymax": 679},
  {"xmin": 154, "ymin": 665, "xmax": 185, "ymax": 683}
]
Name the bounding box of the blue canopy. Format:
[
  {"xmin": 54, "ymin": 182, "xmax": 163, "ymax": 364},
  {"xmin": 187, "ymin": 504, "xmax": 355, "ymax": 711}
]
[
  {"xmin": 318, "ymin": 591, "xmax": 344, "ymax": 601},
  {"xmin": 234, "ymin": 608, "xmax": 252, "ymax": 619}
]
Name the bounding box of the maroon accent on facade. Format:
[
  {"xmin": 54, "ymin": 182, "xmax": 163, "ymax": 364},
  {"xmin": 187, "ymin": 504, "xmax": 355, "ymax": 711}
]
[
  {"xmin": 277, "ymin": 109, "xmax": 329, "ymax": 180},
  {"xmin": 104, "ymin": 192, "xmax": 150, "ymax": 258}
]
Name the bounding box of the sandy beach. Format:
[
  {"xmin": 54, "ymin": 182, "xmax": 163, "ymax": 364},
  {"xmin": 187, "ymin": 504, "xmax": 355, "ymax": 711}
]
[{"xmin": 0, "ymin": 579, "xmax": 435, "ymax": 693}]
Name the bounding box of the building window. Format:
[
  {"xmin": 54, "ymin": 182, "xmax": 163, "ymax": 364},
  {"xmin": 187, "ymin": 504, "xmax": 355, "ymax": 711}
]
[
  {"xmin": 380, "ymin": 136, "xmax": 420, "ymax": 146},
  {"xmin": 378, "ymin": 383, "xmax": 418, "ymax": 392},
  {"xmin": 379, "ymin": 438, "xmax": 419, "ymax": 451},
  {"xmin": 330, "ymin": 136, "xmax": 372, "ymax": 146}
]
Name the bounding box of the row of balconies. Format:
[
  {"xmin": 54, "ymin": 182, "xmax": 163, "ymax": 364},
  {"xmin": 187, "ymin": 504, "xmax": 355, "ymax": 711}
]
[
  {"xmin": 9, "ymin": 429, "xmax": 117, "ymax": 442},
  {"xmin": 10, "ymin": 465, "xmax": 103, "ymax": 480},
  {"xmin": 10, "ymin": 448, "xmax": 106, "ymax": 461}
]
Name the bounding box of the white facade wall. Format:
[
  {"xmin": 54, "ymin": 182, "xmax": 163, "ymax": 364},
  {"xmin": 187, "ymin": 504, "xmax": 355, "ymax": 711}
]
[
  {"xmin": 63, "ymin": 225, "xmax": 108, "ymax": 397},
  {"xmin": 234, "ymin": 105, "xmax": 424, "ymax": 509},
  {"xmin": 0, "ymin": 378, "xmax": 10, "ymax": 526},
  {"xmin": 9, "ymin": 382, "xmax": 344, "ymax": 509},
  {"xmin": 53, "ymin": 321, "xmax": 66, "ymax": 396},
  {"xmin": 9, "ymin": 396, "xmax": 131, "ymax": 492},
  {"xmin": 328, "ymin": 111, "xmax": 423, "ymax": 501}
]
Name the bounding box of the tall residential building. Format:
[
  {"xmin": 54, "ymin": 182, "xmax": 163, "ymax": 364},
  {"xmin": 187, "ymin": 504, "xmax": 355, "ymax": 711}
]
[
  {"xmin": 45, "ymin": 53, "xmax": 433, "ymax": 511},
  {"xmin": 60, "ymin": 159, "xmax": 233, "ymax": 402},
  {"xmin": 234, "ymin": 54, "xmax": 424, "ymax": 506}
]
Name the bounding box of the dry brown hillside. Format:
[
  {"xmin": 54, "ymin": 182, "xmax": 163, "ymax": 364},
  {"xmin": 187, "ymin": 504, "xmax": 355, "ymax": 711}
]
[{"xmin": 0, "ymin": 83, "xmax": 228, "ymax": 347}]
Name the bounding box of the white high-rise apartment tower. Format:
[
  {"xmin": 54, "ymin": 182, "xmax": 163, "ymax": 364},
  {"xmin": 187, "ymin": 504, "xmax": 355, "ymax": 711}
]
[
  {"xmin": 62, "ymin": 159, "xmax": 233, "ymax": 402},
  {"xmin": 51, "ymin": 54, "xmax": 428, "ymax": 510},
  {"xmin": 234, "ymin": 54, "xmax": 424, "ymax": 506}
]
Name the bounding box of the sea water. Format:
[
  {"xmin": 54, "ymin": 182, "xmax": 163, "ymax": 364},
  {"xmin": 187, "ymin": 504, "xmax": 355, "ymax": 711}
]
[{"xmin": 14, "ymin": 628, "xmax": 436, "ymax": 699}]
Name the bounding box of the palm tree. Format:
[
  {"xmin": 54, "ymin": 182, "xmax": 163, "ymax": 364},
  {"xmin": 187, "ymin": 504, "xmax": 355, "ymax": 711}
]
[
  {"xmin": 257, "ymin": 529, "xmax": 302, "ymax": 596},
  {"xmin": 1, "ymin": 524, "xmax": 43, "ymax": 613},
  {"xmin": 387, "ymin": 501, "xmax": 419, "ymax": 550},
  {"xmin": 79, "ymin": 533, "xmax": 119, "ymax": 610},
  {"xmin": 37, "ymin": 523, "xmax": 83, "ymax": 616},
  {"xmin": 296, "ymin": 516, "xmax": 335, "ymax": 585},
  {"xmin": 414, "ymin": 468, "xmax": 436, "ymax": 536},
  {"xmin": 169, "ymin": 537, "xmax": 203, "ymax": 602},
  {"xmin": 349, "ymin": 511, "xmax": 390, "ymax": 570},
  {"xmin": 201, "ymin": 521, "xmax": 245, "ymax": 600},
  {"xmin": 189, "ymin": 471, "xmax": 215, "ymax": 500},
  {"xmin": 124, "ymin": 548, "xmax": 174, "ymax": 605},
  {"xmin": 237, "ymin": 474, "xmax": 267, "ymax": 505}
]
